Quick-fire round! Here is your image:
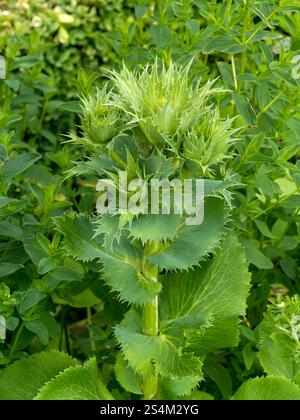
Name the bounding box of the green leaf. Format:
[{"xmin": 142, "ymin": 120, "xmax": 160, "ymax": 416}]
[
  {"xmin": 232, "ymin": 93, "xmax": 256, "ymax": 125},
  {"xmin": 38, "ymin": 257, "xmax": 56, "ymax": 275},
  {"xmin": 241, "ymin": 239, "xmax": 273, "ymax": 269},
  {"xmin": 54, "ymin": 214, "xmax": 105, "ymax": 262},
  {"xmin": 57, "ymin": 101, "xmax": 81, "ymax": 113},
  {"xmin": 0, "ymin": 262, "xmax": 23, "ymax": 277},
  {"xmin": 203, "ymin": 363, "xmax": 232, "ymax": 399},
  {"xmin": 101, "ymin": 252, "xmax": 162, "ymax": 305},
  {"xmin": 217, "ymin": 62, "xmax": 235, "ymax": 90},
  {"xmin": 254, "ymin": 220, "xmax": 275, "ymax": 238},
  {"xmin": 258, "ymin": 332, "xmax": 298, "ymax": 380},
  {"xmin": 56, "ymin": 214, "xmax": 161, "ymax": 304},
  {"xmin": 149, "ymin": 198, "xmax": 225, "ymax": 271},
  {"xmin": 232, "ymin": 377, "xmax": 300, "ymax": 400},
  {"xmin": 243, "ymin": 344, "xmax": 255, "ymax": 370},
  {"xmin": 19, "ymin": 288, "xmax": 47, "ymax": 313},
  {"xmin": 114, "ymin": 308, "xmax": 205, "ymax": 379},
  {"xmin": 114, "ymin": 353, "xmax": 142, "ymax": 395},
  {"xmin": 165, "ymin": 235, "xmax": 251, "ymax": 354},
  {"xmin": 179, "ymin": 391, "xmax": 214, "ymax": 400},
  {"xmin": 130, "ymin": 214, "xmax": 181, "ymax": 244},
  {"xmin": 257, "ymin": 298, "xmax": 300, "ymax": 381},
  {"xmin": 35, "ymin": 358, "xmax": 114, "ymax": 400},
  {"xmin": 0, "ymin": 351, "xmax": 77, "ymax": 400},
  {"xmin": 204, "ymin": 36, "xmax": 245, "ymax": 54},
  {"xmin": 0, "ymin": 221, "xmax": 23, "ymax": 240},
  {"xmin": 24, "ymin": 320, "xmax": 49, "ymax": 345},
  {"xmin": 47, "ymin": 266, "xmax": 82, "ymax": 282},
  {"xmin": 0, "ymin": 153, "xmax": 40, "ymax": 181},
  {"xmin": 116, "ymin": 235, "xmax": 251, "ymax": 383},
  {"xmin": 160, "ymin": 375, "xmax": 200, "ymax": 398}
]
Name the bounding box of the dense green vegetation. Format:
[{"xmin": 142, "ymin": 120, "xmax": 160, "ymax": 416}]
[{"xmin": 0, "ymin": 0, "xmax": 299, "ymax": 400}]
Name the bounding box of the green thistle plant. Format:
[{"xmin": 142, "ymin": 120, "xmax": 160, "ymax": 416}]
[
  {"xmin": 73, "ymin": 86, "xmax": 121, "ymax": 148},
  {"xmin": 55, "ymin": 60, "xmax": 252, "ymax": 399}
]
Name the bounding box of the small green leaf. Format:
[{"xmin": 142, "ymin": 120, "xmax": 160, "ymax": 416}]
[
  {"xmin": 38, "ymin": 257, "xmax": 56, "ymax": 275},
  {"xmin": 0, "ymin": 262, "xmax": 23, "ymax": 277},
  {"xmin": 232, "ymin": 93, "xmax": 256, "ymax": 125},
  {"xmin": 254, "ymin": 220, "xmax": 275, "ymax": 238},
  {"xmin": 19, "ymin": 288, "xmax": 47, "ymax": 313},
  {"xmin": 0, "ymin": 153, "xmax": 40, "ymax": 181},
  {"xmin": 24, "ymin": 320, "xmax": 49, "ymax": 345},
  {"xmin": 243, "ymin": 344, "xmax": 255, "ymax": 370}
]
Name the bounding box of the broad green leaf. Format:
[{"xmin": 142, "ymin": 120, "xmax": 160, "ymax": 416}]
[
  {"xmin": 56, "ymin": 214, "xmax": 161, "ymax": 304},
  {"xmin": 232, "ymin": 377, "xmax": 300, "ymax": 400},
  {"xmin": 258, "ymin": 332, "xmax": 298, "ymax": 380},
  {"xmin": 0, "ymin": 152, "xmax": 40, "ymax": 181},
  {"xmin": 35, "ymin": 358, "xmax": 114, "ymax": 400},
  {"xmin": 0, "ymin": 351, "xmax": 77, "ymax": 400},
  {"xmin": 116, "ymin": 235, "xmax": 251, "ymax": 383},
  {"xmin": 149, "ymin": 198, "xmax": 225, "ymax": 270},
  {"xmin": 162, "ymin": 235, "xmax": 251, "ymax": 354}
]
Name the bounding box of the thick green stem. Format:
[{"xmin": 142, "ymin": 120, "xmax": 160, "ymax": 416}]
[{"xmin": 142, "ymin": 267, "xmax": 159, "ymax": 400}]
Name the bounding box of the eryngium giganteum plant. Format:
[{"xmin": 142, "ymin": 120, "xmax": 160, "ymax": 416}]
[{"xmin": 56, "ymin": 61, "xmax": 251, "ymax": 399}]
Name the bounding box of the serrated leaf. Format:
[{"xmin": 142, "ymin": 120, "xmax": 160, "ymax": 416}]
[
  {"xmin": 54, "ymin": 214, "xmax": 105, "ymax": 262},
  {"xmin": 115, "ymin": 353, "xmax": 142, "ymax": 395},
  {"xmin": 115, "ymin": 235, "xmax": 251, "ymax": 383},
  {"xmin": 0, "ymin": 351, "xmax": 77, "ymax": 400},
  {"xmin": 114, "ymin": 309, "xmax": 205, "ymax": 380},
  {"xmin": 56, "ymin": 214, "xmax": 160, "ymax": 304},
  {"xmin": 149, "ymin": 197, "xmax": 225, "ymax": 270},
  {"xmin": 130, "ymin": 214, "xmax": 181, "ymax": 244},
  {"xmin": 232, "ymin": 377, "xmax": 300, "ymax": 400},
  {"xmin": 160, "ymin": 375, "xmax": 200, "ymax": 398},
  {"xmin": 162, "ymin": 235, "xmax": 251, "ymax": 354},
  {"xmin": 35, "ymin": 358, "xmax": 113, "ymax": 400}
]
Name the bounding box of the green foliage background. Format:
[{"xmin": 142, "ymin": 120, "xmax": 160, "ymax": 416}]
[{"xmin": 0, "ymin": 0, "xmax": 299, "ymax": 400}]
